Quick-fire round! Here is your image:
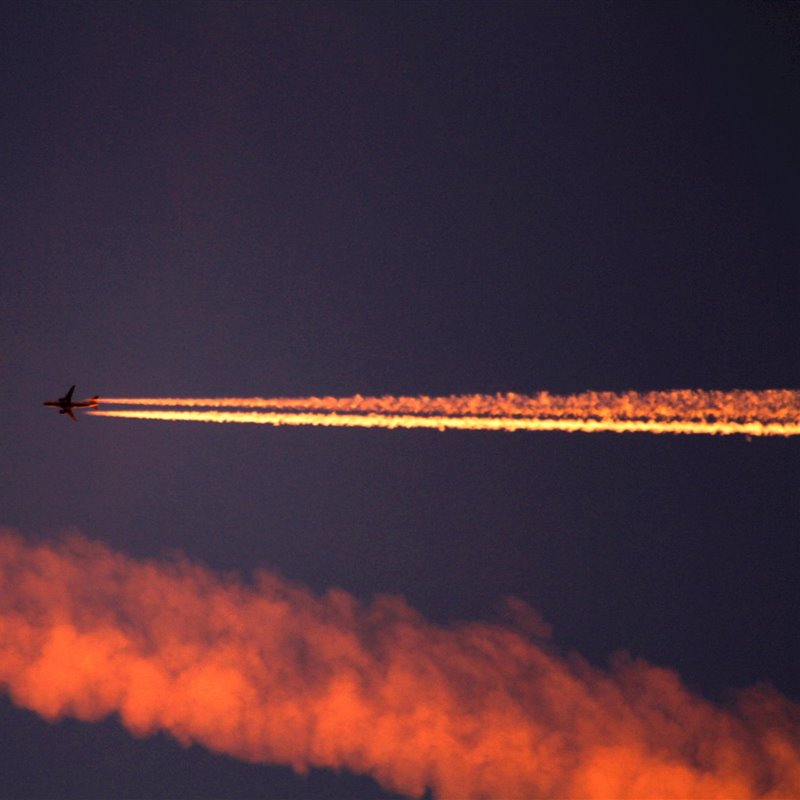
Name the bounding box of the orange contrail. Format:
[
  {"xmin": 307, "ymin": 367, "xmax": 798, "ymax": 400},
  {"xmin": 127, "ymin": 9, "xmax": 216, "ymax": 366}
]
[
  {"xmin": 90, "ymin": 408, "xmax": 800, "ymax": 436},
  {"xmin": 1, "ymin": 529, "xmax": 798, "ymax": 799},
  {"xmin": 91, "ymin": 389, "xmax": 800, "ymax": 436}
]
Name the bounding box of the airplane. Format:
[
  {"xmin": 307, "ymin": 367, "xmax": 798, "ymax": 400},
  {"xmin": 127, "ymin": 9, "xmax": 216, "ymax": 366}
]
[{"xmin": 43, "ymin": 385, "xmax": 100, "ymax": 421}]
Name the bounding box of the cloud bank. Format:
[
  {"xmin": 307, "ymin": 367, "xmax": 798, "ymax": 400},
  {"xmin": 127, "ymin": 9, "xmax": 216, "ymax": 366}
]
[{"xmin": 0, "ymin": 530, "xmax": 797, "ymax": 798}]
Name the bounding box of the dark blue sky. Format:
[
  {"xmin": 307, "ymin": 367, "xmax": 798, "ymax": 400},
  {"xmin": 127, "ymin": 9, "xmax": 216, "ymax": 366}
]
[{"xmin": 1, "ymin": 2, "xmax": 798, "ymax": 797}]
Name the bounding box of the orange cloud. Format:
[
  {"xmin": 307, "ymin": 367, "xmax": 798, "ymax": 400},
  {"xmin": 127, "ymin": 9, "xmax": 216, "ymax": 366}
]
[{"xmin": 0, "ymin": 530, "xmax": 797, "ymax": 798}]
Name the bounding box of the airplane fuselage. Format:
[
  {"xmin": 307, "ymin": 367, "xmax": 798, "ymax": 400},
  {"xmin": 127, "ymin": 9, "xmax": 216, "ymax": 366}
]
[{"xmin": 43, "ymin": 386, "xmax": 100, "ymax": 420}]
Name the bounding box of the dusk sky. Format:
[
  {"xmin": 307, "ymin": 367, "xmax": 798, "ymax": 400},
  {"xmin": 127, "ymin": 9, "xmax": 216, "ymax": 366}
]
[{"xmin": 1, "ymin": 2, "xmax": 798, "ymax": 798}]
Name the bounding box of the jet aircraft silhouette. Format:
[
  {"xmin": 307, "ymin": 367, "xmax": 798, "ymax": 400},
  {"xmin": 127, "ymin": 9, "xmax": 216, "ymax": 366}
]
[{"xmin": 43, "ymin": 385, "xmax": 100, "ymax": 421}]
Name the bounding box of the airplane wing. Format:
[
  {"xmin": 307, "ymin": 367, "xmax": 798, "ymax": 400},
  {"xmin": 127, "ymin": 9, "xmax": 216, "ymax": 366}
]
[
  {"xmin": 66, "ymin": 409, "xmax": 77, "ymax": 421},
  {"xmin": 64, "ymin": 385, "xmax": 76, "ymax": 403}
]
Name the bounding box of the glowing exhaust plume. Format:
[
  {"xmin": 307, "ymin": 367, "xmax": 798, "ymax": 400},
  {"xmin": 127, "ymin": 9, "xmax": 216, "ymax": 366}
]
[
  {"xmin": 91, "ymin": 389, "xmax": 800, "ymax": 436},
  {"xmin": 1, "ymin": 530, "xmax": 798, "ymax": 799}
]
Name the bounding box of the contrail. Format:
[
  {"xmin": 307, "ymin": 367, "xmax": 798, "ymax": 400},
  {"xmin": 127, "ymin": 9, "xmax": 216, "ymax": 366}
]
[
  {"xmin": 0, "ymin": 529, "xmax": 798, "ymax": 799},
  {"xmin": 90, "ymin": 390, "xmax": 800, "ymax": 436},
  {"xmin": 90, "ymin": 408, "xmax": 800, "ymax": 436}
]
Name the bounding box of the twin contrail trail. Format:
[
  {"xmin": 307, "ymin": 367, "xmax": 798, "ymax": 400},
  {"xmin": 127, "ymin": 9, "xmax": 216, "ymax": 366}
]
[{"xmin": 89, "ymin": 389, "xmax": 800, "ymax": 436}]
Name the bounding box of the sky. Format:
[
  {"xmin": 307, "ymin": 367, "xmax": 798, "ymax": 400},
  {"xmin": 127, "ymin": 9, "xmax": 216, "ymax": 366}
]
[{"xmin": 0, "ymin": 1, "xmax": 798, "ymax": 798}]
